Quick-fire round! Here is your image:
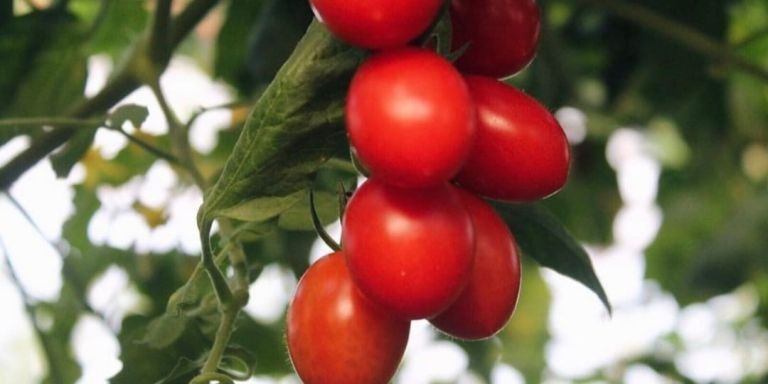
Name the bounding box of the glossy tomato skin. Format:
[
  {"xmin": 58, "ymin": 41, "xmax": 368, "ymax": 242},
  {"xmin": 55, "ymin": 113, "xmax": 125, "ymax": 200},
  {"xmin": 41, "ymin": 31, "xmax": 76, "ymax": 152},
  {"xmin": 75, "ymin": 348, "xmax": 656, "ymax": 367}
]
[
  {"xmin": 451, "ymin": 0, "xmax": 540, "ymax": 78},
  {"xmin": 310, "ymin": 0, "xmax": 442, "ymax": 49},
  {"xmin": 346, "ymin": 48, "xmax": 475, "ymax": 188},
  {"xmin": 430, "ymin": 190, "xmax": 521, "ymax": 340},
  {"xmin": 286, "ymin": 252, "xmax": 410, "ymax": 384},
  {"xmin": 342, "ymin": 178, "xmax": 475, "ymax": 320},
  {"xmin": 456, "ymin": 75, "xmax": 570, "ymax": 201}
]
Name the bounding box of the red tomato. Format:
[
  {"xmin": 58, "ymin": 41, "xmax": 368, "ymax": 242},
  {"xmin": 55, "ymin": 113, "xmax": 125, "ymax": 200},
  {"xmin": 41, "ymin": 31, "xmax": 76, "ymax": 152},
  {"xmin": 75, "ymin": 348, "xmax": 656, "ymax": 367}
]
[
  {"xmin": 456, "ymin": 75, "xmax": 570, "ymax": 201},
  {"xmin": 310, "ymin": 0, "xmax": 442, "ymax": 49},
  {"xmin": 342, "ymin": 178, "xmax": 475, "ymax": 320},
  {"xmin": 430, "ymin": 190, "xmax": 521, "ymax": 339},
  {"xmin": 451, "ymin": 0, "xmax": 541, "ymax": 78},
  {"xmin": 346, "ymin": 48, "xmax": 476, "ymax": 188},
  {"xmin": 286, "ymin": 252, "xmax": 410, "ymax": 384}
]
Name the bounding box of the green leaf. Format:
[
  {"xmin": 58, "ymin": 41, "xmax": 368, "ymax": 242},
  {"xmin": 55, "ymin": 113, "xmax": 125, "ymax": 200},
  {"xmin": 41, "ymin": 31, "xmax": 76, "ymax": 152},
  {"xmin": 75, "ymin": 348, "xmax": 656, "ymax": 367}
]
[
  {"xmin": 494, "ymin": 202, "xmax": 612, "ymax": 313},
  {"xmin": 50, "ymin": 129, "xmax": 97, "ymax": 178},
  {"xmin": 138, "ymin": 313, "xmax": 190, "ymax": 349},
  {"xmin": 83, "ymin": 0, "xmax": 149, "ymax": 59},
  {"xmin": 278, "ymin": 190, "xmax": 339, "ymax": 230},
  {"xmin": 215, "ymin": 190, "xmax": 304, "ymax": 222},
  {"xmin": 230, "ymin": 315, "xmax": 293, "ymax": 375},
  {"xmin": 214, "ymin": 0, "xmax": 265, "ymax": 90},
  {"xmin": 0, "ymin": 11, "xmax": 88, "ymax": 124},
  {"xmin": 112, "ymin": 315, "xmax": 209, "ymax": 384},
  {"xmin": 200, "ymin": 20, "xmax": 364, "ymax": 225},
  {"xmin": 109, "ymin": 104, "xmax": 149, "ymax": 130}
]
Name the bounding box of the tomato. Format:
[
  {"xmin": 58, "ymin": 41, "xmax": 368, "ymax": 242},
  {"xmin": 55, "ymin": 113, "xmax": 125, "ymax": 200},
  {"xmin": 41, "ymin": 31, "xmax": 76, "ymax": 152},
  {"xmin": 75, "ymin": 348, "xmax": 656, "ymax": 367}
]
[
  {"xmin": 346, "ymin": 48, "xmax": 475, "ymax": 188},
  {"xmin": 342, "ymin": 178, "xmax": 475, "ymax": 320},
  {"xmin": 430, "ymin": 190, "xmax": 521, "ymax": 339},
  {"xmin": 286, "ymin": 252, "xmax": 410, "ymax": 384},
  {"xmin": 451, "ymin": 0, "xmax": 541, "ymax": 78},
  {"xmin": 455, "ymin": 75, "xmax": 570, "ymax": 201},
  {"xmin": 310, "ymin": 0, "xmax": 442, "ymax": 49}
]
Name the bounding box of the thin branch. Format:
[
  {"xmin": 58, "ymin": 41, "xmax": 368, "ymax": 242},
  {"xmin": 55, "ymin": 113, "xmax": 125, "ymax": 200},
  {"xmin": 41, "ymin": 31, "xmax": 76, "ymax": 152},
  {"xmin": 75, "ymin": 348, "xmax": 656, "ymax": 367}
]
[
  {"xmin": 84, "ymin": 0, "xmax": 112, "ymax": 40},
  {"xmin": 0, "ymin": 72, "xmax": 139, "ymax": 191},
  {"xmin": 0, "ymin": 238, "xmax": 66, "ymax": 384},
  {"xmin": 170, "ymin": 0, "xmax": 220, "ymax": 48},
  {"xmin": 201, "ymin": 309, "xmax": 237, "ymax": 374},
  {"xmin": 149, "ymin": 0, "xmax": 173, "ymax": 66},
  {"xmin": 111, "ymin": 126, "xmax": 181, "ymax": 165},
  {"xmin": 577, "ymin": 0, "xmax": 768, "ymax": 83},
  {"xmin": 148, "ymin": 80, "xmax": 207, "ymax": 187},
  {"xmin": 0, "ymin": 0, "xmax": 221, "ymax": 191},
  {"xmin": 0, "ymin": 117, "xmax": 104, "ymax": 129},
  {"xmin": 1, "ymin": 191, "xmax": 110, "ymax": 326}
]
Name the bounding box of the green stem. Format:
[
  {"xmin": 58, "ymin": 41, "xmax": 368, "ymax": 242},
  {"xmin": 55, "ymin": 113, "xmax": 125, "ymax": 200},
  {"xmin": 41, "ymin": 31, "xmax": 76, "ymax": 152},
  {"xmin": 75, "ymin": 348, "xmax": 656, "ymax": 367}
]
[
  {"xmin": 577, "ymin": 0, "xmax": 768, "ymax": 83},
  {"xmin": 112, "ymin": 127, "xmax": 181, "ymax": 165},
  {"xmin": 0, "ymin": 117, "xmax": 104, "ymax": 128},
  {"xmin": 217, "ymin": 220, "xmax": 250, "ymax": 291},
  {"xmin": 148, "ymin": 80, "xmax": 207, "ymax": 187},
  {"xmin": 201, "ymin": 309, "xmax": 238, "ymax": 374},
  {"xmin": 198, "ymin": 219, "xmax": 234, "ymax": 306},
  {"xmin": 170, "ymin": 0, "xmax": 220, "ymax": 48},
  {"xmin": 149, "ymin": 0, "xmax": 173, "ymax": 66},
  {"xmin": 0, "ymin": 72, "xmax": 139, "ymax": 191}
]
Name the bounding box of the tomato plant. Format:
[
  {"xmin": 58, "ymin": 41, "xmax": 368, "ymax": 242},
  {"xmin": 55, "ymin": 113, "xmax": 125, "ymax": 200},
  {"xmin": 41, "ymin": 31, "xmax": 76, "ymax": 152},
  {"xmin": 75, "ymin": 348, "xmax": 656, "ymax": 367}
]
[
  {"xmin": 430, "ymin": 189, "xmax": 521, "ymax": 340},
  {"xmin": 456, "ymin": 75, "xmax": 570, "ymax": 201},
  {"xmin": 346, "ymin": 47, "xmax": 475, "ymax": 188},
  {"xmin": 342, "ymin": 178, "xmax": 475, "ymax": 320},
  {"xmin": 286, "ymin": 252, "xmax": 410, "ymax": 384},
  {"xmin": 451, "ymin": 0, "xmax": 541, "ymax": 78},
  {"xmin": 310, "ymin": 0, "xmax": 442, "ymax": 49}
]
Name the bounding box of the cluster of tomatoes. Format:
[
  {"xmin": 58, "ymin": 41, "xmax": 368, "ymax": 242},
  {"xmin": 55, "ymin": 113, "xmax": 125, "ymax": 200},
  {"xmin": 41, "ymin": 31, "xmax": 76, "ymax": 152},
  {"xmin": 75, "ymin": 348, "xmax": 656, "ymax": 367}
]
[{"xmin": 286, "ymin": 0, "xmax": 571, "ymax": 383}]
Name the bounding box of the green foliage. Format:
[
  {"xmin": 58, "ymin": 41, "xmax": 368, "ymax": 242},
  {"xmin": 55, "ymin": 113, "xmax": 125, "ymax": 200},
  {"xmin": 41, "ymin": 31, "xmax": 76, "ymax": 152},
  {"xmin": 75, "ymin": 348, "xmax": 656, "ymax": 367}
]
[
  {"xmin": 0, "ymin": 10, "xmax": 87, "ymax": 144},
  {"xmin": 1, "ymin": 0, "xmax": 768, "ymax": 382},
  {"xmin": 496, "ymin": 203, "xmax": 611, "ymax": 313},
  {"xmin": 199, "ymin": 20, "xmax": 364, "ymax": 226}
]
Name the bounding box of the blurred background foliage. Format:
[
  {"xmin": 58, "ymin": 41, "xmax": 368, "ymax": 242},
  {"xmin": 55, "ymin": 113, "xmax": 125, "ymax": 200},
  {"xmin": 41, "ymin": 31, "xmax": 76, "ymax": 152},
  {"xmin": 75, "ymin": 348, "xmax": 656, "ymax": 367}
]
[{"xmin": 1, "ymin": 0, "xmax": 767, "ymax": 383}]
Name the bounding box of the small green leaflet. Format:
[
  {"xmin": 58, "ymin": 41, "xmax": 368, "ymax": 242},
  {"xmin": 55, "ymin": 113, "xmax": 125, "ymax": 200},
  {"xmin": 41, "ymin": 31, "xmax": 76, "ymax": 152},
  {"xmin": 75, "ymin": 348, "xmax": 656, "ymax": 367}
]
[{"xmin": 109, "ymin": 104, "xmax": 149, "ymax": 130}]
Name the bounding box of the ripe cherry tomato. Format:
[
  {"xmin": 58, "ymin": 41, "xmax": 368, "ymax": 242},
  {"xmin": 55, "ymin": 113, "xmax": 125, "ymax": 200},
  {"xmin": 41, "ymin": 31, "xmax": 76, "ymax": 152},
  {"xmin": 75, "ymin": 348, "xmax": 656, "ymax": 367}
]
[
  {"xmin": 456, "ymin": 75, "xmax": 570, "ymax": 201},
  {"xmin": 451, "ymin": 0, "xmax": 541, "ymax": 78},
  {"xmin": 310, "ymin": 0, "xmax": 442, "ymax": 49},
  {"xmin": 430, "ymin": 190, "xmax": 521, "ymax": 339},
  {"xmin": 342, "ymin": 178, "xmax": 475, "ymax": 320},
  {"xmin": 286, "ymin": 252, "xmax": 410, "ymax": 384},
  {"xmin": 346, "ymin": 48, "xmax": 475, "ymax": 188}
]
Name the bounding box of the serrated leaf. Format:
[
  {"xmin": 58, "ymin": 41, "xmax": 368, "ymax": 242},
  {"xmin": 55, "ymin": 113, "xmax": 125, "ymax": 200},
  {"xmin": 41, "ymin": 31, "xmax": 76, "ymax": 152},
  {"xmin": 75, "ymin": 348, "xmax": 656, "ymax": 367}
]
[
  {"xmin": 494, "ymin": 202, "xmax": 612, "ymax": 313},
  {"xmin": 138, "ymin": 313, "xmax": 190, "ymax": 349},
  {"xmin": 109, "ymin": 104, "xmax": 149, "ymax": 130},
  {"xmin": 215, "ymin": 190, "xmax": 304, "ymax": 222},
  {"xmin": 199, "ymin": 21, "xmax": 365, "ymax": 227},
  {"xmin": 50, "ymin": 129, "xmax": 97, "ymax": 178},
  {"xmin": 278, "ymin": 190, "xmax": 339, "ymax": 230}
]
